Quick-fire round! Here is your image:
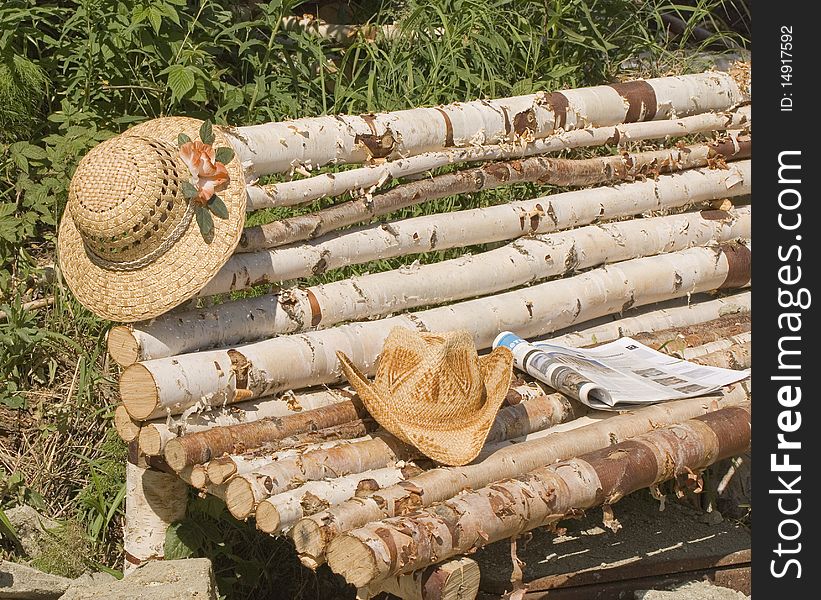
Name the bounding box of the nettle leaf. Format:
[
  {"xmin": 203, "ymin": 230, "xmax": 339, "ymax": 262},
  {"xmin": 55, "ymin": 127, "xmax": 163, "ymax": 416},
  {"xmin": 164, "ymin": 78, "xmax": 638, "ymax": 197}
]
[
  {"xmin": 199, "ymin": 120, "xmax": 215, "ymax": 145},
  {"xmin": 181, "ymin": 181, "xmax": 199, "ymax": 199},
  {"xmin": 178, "ymin": 132, "xmax": 191, "ymax": 146},
  {"xmin": 214, "ymin": 146, "xmax": 234, "ymax": 164},
  {"xmin": 196, "ymin": 206, "xmax": 214, "ymax": 236},
  {"xmin": 164, "ymin": 522, "xmax": 199, "ymax": 560},
  {"xmin": 166, "ymin": 64, "xmax": 195, "ymax": 103},
  {"xmin": 208, "ymin": 194, "xmax": 229, "ymax": 219}
]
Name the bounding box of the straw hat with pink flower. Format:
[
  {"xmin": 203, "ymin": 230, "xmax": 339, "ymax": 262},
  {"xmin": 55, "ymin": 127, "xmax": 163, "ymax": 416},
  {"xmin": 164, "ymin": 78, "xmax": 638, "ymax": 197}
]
[{"xmin": 57, "ymin": 117, "xmax": 247, "ymax": 322}]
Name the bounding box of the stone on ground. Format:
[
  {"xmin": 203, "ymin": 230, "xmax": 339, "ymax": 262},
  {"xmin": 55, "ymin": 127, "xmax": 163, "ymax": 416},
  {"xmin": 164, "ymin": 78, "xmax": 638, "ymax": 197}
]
[
  {"xmin": 58, "ymin": 558, "xmax": 217, "ymax": 600},
  {"xmin": 5, "ymin": 506, "xmax": 60, "ymax": 558},
  {"xmin": 0, "ymin": 560, "xmax": 72, "ymax": 599},
  {"xmin": 636, "ymin": 580, "xmax": 749, "ymax": 600}
]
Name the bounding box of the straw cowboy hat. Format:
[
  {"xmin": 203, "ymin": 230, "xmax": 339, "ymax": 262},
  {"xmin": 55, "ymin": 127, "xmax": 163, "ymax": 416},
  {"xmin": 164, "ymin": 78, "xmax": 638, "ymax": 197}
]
[
  {"xmin": 336, "ymin": 327, "xmax": 514, "ymax": 466},
  {"xmin": 58, "ymin": 117, "xmax": 246, "ymax": 322}
]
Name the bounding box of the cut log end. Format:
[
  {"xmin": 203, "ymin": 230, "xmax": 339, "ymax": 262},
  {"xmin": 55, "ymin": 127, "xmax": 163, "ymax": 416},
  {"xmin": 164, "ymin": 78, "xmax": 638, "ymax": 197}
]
[
  {"xmin": 107, "ymin": 325, "xmax": 140, "ymax": 367},
  {"xmin": 120, "ymin": 363, "xmax": 160, "ymax": 420},
  {"xmin": 254, "ymin": 500, "xmax": 281, "ymax": 534},
  {"xmin": 206, "ymin": 457, "xmax": 238, "ymax": 486},
  {"xmin": 163, "ymin": 438, "xmax": 189, "ymax": 472},
  {"xmin": 225, "ymin": 477, "xmax": 256, "ymax": 520},
  {"xmin": 113, "ymin": 405, "xmax": 141, "ymax": 443},
  {"xmin": 190, "ymin": 465, "xmax": 208, "ymax": 490},
  {"xmin": 138, "ymin": 425, "xmax": 164, "ymax": 456},
  {"xmin": 291, "ymin": 518, "xmax": 325, "ymax": 559},
  {"xmin": 326, "ymin": 535, "xmax": 379, "ymax": 588},
  {"xmin": 437, "ymin": 558, "xmax": 482, "ymax": 600}
]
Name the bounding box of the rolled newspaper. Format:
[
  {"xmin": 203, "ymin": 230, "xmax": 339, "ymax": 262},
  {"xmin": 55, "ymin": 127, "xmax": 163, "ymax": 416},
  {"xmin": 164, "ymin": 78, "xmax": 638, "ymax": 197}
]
[{"xmin": 493, "ymin": 331, "xmax": 615, "ymax": 408}]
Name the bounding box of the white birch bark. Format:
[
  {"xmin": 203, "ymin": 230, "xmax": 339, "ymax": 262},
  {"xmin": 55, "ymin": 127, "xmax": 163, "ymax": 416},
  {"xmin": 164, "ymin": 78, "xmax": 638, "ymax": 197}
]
[
  {"xmin": 201, "ymin": 161, "xmax": 751, "ymax": 298},
  {"xmin": 226, "ymin": 72, "xmax": 745, "ymax": 176},
  {"xmin": 292, "ymin": 383, "xmax": 750, "ymax": 566},
  {"xmin": 134, "ymin": 386, "xmax": 352, "ymax": 455},
  {"xmin": 123, "ymin": 462, "xmax": 187, "ymax": 573},
  {"xmin": 111, "ymin": 206, "xmax": 749, "ymax": 365},
  {"xmin": 120, "ymin": 242, "xmax": 751, "ymax": 419},
  {"xmin": 679, "ymin": 331, "xmax": 751, "ymax": 359},
  {"xmin": 360, "ymin": 557, "xmax": 481, "ymax": 600},
  {"xmin": 325, "ymin": 404, "xmax": 751, "ymax": 586},
  {"xmin": 548, "ymin": 291, "xmax": 751, "ymax": 348},
  {"xmin": 240, "ymin": 138, "xmax": 750, "ymax": 250},
  {"xmin": 255, "ymin": 466, "xmax": 418, "ymax": 534},
  {"xmin": 246, "ymin": 106, "xmax": 750, "ymax": 210}
]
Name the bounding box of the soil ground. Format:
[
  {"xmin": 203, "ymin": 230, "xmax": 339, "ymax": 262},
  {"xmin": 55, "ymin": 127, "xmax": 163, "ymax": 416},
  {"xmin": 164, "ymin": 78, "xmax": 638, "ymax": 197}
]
[{"xmin": 473, "ymin": 491, "xmax": 750, "ymax": 597}]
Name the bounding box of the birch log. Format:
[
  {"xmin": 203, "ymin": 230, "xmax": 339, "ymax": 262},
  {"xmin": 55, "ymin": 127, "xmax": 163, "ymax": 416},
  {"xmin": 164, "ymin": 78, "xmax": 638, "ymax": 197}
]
[
  {"xmin": 631, "ymin": 313, "xmax": 750, "ymax": 353},
  {"xmin": 163, "ymin": 398, "xmax": 372, "ymax": 470},
  {"xmin": 204, "ymin": 432, "xmax": 377, "ymax": 486},
  {"xmin": 224, "ymin": 435, "xmax": 420, "ymax": 519},
  {"xmin": 123, "ymin": 462, "xmax": 187, "ymax": 573},
  {"xmin": 360, "ymin": 557, "xmax": 481, "ymax": 600},
  {"xmin": 247, "ymin": 106, "xmax": 751, "ymax": 210},
  {"xmin": 548, "ymin": 290, "xmax": 751, "ymax": 348},
  {"xmin": 111, "ymin": 205, "xmax": 750, "ymax": 365},
  {"xmin": 242, "ymin": 138, "xmax": 750, "ymax": 250},
  {"xmin": 121, "ymin": 242, "xmax": 752, "ymax": 419},
  {"xmin": 201, "ymin": 161, "xmax": 751, "ymax": 298},
  {"xmin": 325, "ymin": 403, "xmax": 751, "ymax": 586},
  {"xmin": 226, "ymin": 71, "xmax": 745, "ymax": 176},
  {"xmin": 114, "ymin": 405, "xmax": 142, "ymax": 443},
  {"xmin": 690, "ymin": 341, "xmax": 751, "ymax": 369},
  {"xmin": 291, "ymin": 382, "xmax": 750, "ymax": 566},
  {"xmin": 254, "ymin": 466, "xmax": 423, "ymax": 535},
  {"xmin": 680, "ymin": 331, "xmax": 751, "ymax": 360},
  {"xmin": 248, "ymin": 391, "xmax": 587, "ymax": 529},
  {"xmin": 136, "ymin": 386, "xmax": 353, "ymax": 456}
]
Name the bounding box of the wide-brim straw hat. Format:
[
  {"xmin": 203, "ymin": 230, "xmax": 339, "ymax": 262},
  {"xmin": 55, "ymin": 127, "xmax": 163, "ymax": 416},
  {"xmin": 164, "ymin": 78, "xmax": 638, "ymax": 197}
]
[
  {"xmin": 58, "ymin": 117, "xmax": 246, "ymax": 322},
  {"xmin": 337, "ymin": 327, "xmax": 514, "ymax": 466}
]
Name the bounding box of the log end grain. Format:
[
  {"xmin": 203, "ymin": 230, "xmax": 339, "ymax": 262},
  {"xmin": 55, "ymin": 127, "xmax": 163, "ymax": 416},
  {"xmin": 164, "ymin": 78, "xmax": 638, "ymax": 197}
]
[
  {"xmin": 225, "ymin": 477, "xmax": 256, "ymax": 520},
  {"xmin": 108, "ymin": 325, "xmax": 141, "ymax": 367},
  {"xmin": 120, "ymin": 362, "xmax": 160, "ymax": 420},
  {"xmin": 190, "ymin": 465, "xmax": 209, "ymax": 490},
  {"xmin": 113, "ymin": 404, "xmax": 141, "ymax": 443},
  {"xmin": 435, "ymin": 557, "xmax": 482, "ymax": 600},
  {"xmin": 291, "ymin": 517, "xmax": 326, "ymax": 560},
  {"xmin": 206, "ymin": 457, "xmax": 238, "ymax": 486},
  {"xmin": 138, "ymin": 424, "xmax": 164, "ymax": 456},
  {"xmin": 326, "ymin": 534, "xmax": 380, "ymax": 588},
  {"xmin": 163, "ymin": 437, "xmax": 189, "ymax": 472},
  {"xmin": 254, "ymin": 500, "xmax": 281, "ymax": 534}
]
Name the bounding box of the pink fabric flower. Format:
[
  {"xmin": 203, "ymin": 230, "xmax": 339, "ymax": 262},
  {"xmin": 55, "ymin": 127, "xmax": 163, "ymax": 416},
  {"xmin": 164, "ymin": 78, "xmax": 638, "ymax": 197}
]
[{"xmin": 179, "ymin": 140, "xmax": 230, "ymax": 205}]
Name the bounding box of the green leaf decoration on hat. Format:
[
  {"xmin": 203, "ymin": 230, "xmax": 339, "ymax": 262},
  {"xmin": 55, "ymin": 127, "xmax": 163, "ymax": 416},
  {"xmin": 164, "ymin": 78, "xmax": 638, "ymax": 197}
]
[{"xmin": 208, "ymin": 194, "xmax": 229, "ymax": 219}]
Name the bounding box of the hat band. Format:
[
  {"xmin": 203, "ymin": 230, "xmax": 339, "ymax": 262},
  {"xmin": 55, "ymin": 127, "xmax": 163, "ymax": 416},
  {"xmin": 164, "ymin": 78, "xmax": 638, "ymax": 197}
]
[{"xmin": 85, "ymin": 202, "xmax": 195, "ymax": 272}]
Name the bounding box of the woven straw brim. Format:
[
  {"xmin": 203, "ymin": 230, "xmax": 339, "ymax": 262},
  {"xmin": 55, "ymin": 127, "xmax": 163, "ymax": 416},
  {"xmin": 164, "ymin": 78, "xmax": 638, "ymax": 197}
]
[
  {"xmin": 58, "ymin": 117, "xmax": 246, "ymax": 322},
  {"xmin": 338, "ymin": 346, "xmax": 514, "ymax": 466}
]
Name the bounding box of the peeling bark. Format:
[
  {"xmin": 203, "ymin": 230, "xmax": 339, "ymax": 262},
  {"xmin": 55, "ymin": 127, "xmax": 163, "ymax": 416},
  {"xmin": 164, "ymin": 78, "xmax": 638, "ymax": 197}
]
[
  {"xmin": 242, "ymin": 139, "xmax": 750, "ymax": 249},
  {"xmin": 114, "ymin": 206, "xmax": 750, "ymax": 364},
  {"xmin": 201, "ymin": 161, "xmax": 751, "ymax": 298},
  {"xmin": 133, "ymin": 386, "xmax": 354, "ymax": 456},
  {"xmin": 245, "ymin": 106, "xmax": 750, "ymax": 211},
  {"xmin": 325, "ymin": 404, "xmax": 751, "ymax": 586},
  {"xmin": 226, "ymin": 390, "xmax": 588, "ymax": 520},
  {"xmin": 163, "ymin": 398, "xmax": 371, "ymax": 471},
  {"xmin": 227, "ymin": 71, "xmax": 745, "ymax": 176},
  {"xmin": 122, "ymin": 243, "xmax": 752, "ymax": 418},
  {"xmin": 291, "ymin": 383, "xmax": 750, "ymax": 567}
]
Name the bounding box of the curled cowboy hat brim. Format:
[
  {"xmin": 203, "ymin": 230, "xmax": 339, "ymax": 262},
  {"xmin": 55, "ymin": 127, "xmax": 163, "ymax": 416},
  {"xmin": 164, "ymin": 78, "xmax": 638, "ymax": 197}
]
[
  {"xmin": 57, "ymin": 117, "xmax": 246, "ymax": 323},
  {"xmin": 336, "ymin": 345, "xmax": 513, "ymax": 466}
]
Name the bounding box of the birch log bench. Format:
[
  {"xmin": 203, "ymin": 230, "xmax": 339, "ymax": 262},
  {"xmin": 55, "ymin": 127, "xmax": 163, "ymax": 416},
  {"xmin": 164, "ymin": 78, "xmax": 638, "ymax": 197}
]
[{"xmin": 90, "ymin": 68, "xmax": 752, "ymax": 598}]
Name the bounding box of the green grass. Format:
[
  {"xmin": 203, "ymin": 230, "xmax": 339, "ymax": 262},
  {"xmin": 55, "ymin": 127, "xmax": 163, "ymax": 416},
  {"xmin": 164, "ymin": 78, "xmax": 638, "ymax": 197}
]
[{"xmin": 0, "ymin": 0, "xmax": 748, "ymax": 596}]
